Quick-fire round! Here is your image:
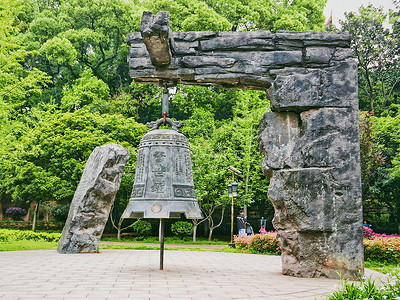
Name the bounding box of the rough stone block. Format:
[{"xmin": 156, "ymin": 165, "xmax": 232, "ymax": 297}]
[
  {"xmin": 258, "ymin": 112, "xmax": 302, "ymax": 176},
  {"xmin": 305, "ymin": 47, "xmax": 334, "ymax": 64},
  {"xmin": 268, "ymin": 168, "xmax": 363, "ymax": 279},
  {"xmin": 270, "ymin": 61, "xmax": 358, "ymax": 110},
  {"xmin": 57, "ymin": 144, "xmax": 129, "ymax": 253},
  {"xmin": 200, "ymin": 31, "xmax": 274, "ymax": 51},
  {"xmin": 320, "ymin": 59, "xmax": 358, "ymax": 103},
  {"xmin": 140, "ymin": 11, "xmax": 172, "ymax": 66},
  {"xmin": 298, "ymin": 107, "xmax": 360, "ymax": 168}
]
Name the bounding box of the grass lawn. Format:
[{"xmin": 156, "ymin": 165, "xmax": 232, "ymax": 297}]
[
  {"xmin": 0, "ymin": 240, "xmax": 57, "ymax": 251},
  {"xmin": 365, "ymin": 260, "xmax": 400, "ymax": 274}
]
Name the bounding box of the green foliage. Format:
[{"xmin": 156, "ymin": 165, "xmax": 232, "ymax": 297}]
[
  {"xmin": 131, "ymin": 220, "xmax": 152, "ymax": 236},
  {"xmin": 234, "ymin": 233, "xmax": 280, "ymax": 255},
  {"xmin": 0, "ymin": 0, "xmax": 50, "ymax": 110},
  {"xmin": 364, "ymin": 236, "xmax": 400, "ymax": 264},
  {"xmin": 50, "ymin": 204, "xmax": 70, "ymax": 223},
  {"xmin": 61, "ymin": 69, "xmax": 110, "ymax": 111},
  {"xmin": 0, "ymin": 229, "xmax": 60, "ymax": 242},
  {"xmin": 171, "ymin": 221, "xmax": 194, "ymax": 236},
  {"xmin": 341, "ymin": 5, "xmax": 400, "ymax": 114},
  {"xmin": 325, "ymin": 273, "xmax": 400, "ymax": 299},
  {"xmin": 364, "ymin": 113, "xmax": 400, "ymax": 228},
  {"xmin": 0, "ymin": 108, "xmax": 146, "ymax": 204},
  {"xmin": 144, "ymin": 0, "xmax": 326, "ymax": 32}
]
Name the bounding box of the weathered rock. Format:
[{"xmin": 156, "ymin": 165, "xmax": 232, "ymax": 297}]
[
  {"xmin": 258, "ymin": 112, "xmax": 302, "ymax": 176},
  {"xmin": 270, "ymin": 60, "xmax": 358, "ymax": 111},
  {"xmin": 268, "ymin": 168, "xmax": 363, "ymax": 279},
  {"xmin": 57, "ymin": 144, "xmax": 129, "ymax": 254},
  {"xmin": 140, "ymin": 11, "xmax": 172, "ymax": 66},
  {"xmin": 298, "ymin": 108, "xmax": 360, "ymax": 169}
]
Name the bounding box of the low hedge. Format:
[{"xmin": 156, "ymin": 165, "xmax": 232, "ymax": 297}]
[
  {"xmin": 234, "ymin": 232, "xmax": 281, "ymax": 255},
  {"xmin": 235, "ymin": 231, "xmax": 400, "ymax": 263},
  {"xmin": 0, "ymin": 220, "xmax": 63, "ymax": 230},
  {"xmin": 364, "ymin": 236, "xmax": 400, "ymax": 264},
  {"xmin": 0, "ymin": 229, "xmax": 61, "ymax": 242}
]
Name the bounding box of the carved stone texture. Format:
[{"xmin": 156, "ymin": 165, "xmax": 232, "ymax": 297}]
[
  {"xmin": 268, "ymin": 168, "xmax": 363, "ymax": 279},
  {"xmin": 269, "ymin": 60, "xmax": 358, "ymax": 111},
  {"xmin": 298, "ymin": 108, "xmax": 361, "ymax": 169},
  {"xmin": 57, "ymin": 144, "xmax": 129, "ymax": 253},
  {"xmin": 141, "ymin": 11, "xmax": 172, "ymax": 66},
  {"xmin": 258, "ymin": 112, "xmax": 302, "ymax": 176}
]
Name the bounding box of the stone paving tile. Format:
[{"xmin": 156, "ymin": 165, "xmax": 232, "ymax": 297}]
[{"xmin": 0, "ymin": 249, "xmax": 388, "ymax": 300}]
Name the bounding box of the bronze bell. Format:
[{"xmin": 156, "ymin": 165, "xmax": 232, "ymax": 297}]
[{"xmin": 122, "ymin": 117, "xmax": 202, "ymax": 219}]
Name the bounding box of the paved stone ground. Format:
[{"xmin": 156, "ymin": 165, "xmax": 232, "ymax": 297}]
[
  {"xmin": 101, "ymin": 241, "xmax": 226, "ymax": 250},
  {"xmin": 0, "ymin": 250, "xmax": 386, "ymax": 300}
]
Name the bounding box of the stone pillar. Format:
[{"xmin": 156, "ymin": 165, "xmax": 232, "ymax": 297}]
[
  {"xmin": 58, "ymin": 143, "xmax": 129, "ymax": 254},
  {"xmin": 258, "ymin": 55, "xmax": 363, "ymax": 279}
]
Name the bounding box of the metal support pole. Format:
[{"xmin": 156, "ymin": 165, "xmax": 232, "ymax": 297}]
[
  {"xmin": 230, "ymin": 173, "xmax": 234, "ymax": 244},
  {"xmin": 159, "ymin": 218, "xmax": 165, "ymax": 270},
  {"xmin": 162, "ymin": 87, "xmax": 169, "ymax": 121}
]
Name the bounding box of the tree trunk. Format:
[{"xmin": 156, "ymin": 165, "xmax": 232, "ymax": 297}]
[
  {"xmin": 203, "ymin": 221, "xmax": 209, "ymax": 238},
  {"xmin": 208, "ymin": 228, "xmax": 214, "ymax": 241},
  {"xmin": 193, "ymin": 224, "xmax": 197, "ymax": 242},
  {"xmin": 117, "ymin": 227, "xmax": 121, "ymax": 240},
  {"xmin": 32, "ymin": 202, "xmax": 39, "ymax": 232}
]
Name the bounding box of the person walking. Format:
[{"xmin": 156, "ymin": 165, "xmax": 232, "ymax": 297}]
[{"xmin": 237, "ymin": 210, "xmax": 247, "ymax": 237}]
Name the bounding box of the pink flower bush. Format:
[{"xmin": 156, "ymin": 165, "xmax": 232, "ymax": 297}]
[
  {"xmin": 234, "ymin": 231, "xmax": 281, "ymax": 255},
  {"xmin": 363, "ymin": 226, "xmax": 400, "ymax": 239},
  {"xmin": 363, "ymin": 227, "xmax": 400, "ymax": 263},
  {"xmin": 233, "ymin": 228, "xmax": 400, "ymax": 263}
]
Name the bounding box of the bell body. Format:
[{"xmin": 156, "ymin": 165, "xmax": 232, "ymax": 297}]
[{"xmin": 122, "ymin": 128, "xmax": 202, "ymax": 219}]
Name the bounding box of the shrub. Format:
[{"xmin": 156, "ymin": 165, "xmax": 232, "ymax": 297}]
[
  {"xmin": 131, "ymin": 220, "xmax": 152, "ymax": 236},
  {"xmin": 364, "ymin": 236, "xmax": 400, "ymax": 264},
  {"xmin": 363, "ymin": 226, "xmax": 374, "ymax": 239},
  {"xmin": 0, "ymin": 229, "xmax": 61, "ymax": 242},
  {"xmin": 363, "ymin": 226, "xmax": 400, "ymax": 239},
  {"xmin": 234, "ymin": 232, "xmax": 281, "ymax": 255},
  {"xmin": 5, "ymin": 207, "xmax": 27, "ymax": 221},
  {"xmin": 171, "ymin": 221, "xmax": 194, "ymax": 237},
  {"xmin": 50, "ymin": 204, "xmax": 70, "ymax": 223}
]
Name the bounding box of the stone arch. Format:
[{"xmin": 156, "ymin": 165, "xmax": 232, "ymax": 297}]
[{"xmin": 127, "ymin": 11, "xmax": 363, "ymax": 279}]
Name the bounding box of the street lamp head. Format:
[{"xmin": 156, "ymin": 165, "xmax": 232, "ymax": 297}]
[
  {"xmin": 231, "ymin": 182, "xmax": 238, "ymax": 197},
  {"xmin": 228, "ymin": 184, "xmax": 232, "ymax": 198}
]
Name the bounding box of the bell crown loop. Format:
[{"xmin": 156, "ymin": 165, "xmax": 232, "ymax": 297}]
[{"xmin": 146, "ymin": 117, "xmax": 184, "ymax": 133}]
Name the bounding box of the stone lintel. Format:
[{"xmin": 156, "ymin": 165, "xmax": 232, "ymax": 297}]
[{"xmin": 127, "ymin": 11, "xmax": 352, "ymax": 92}]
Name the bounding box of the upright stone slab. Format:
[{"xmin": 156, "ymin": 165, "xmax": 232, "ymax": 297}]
[
  {"xmin": 125, "ymin": 11, "xmax": 364, "ymax": 279},
  {"xmin": 58, "ymin": 143, "xmax": 129, "ymax": 253}
]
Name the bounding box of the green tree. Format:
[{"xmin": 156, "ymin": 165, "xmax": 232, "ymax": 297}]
[
  {"xmin": 143, "ymin": 0, "xmax": 326, "ymax": 32},
  {"xmin": 341, "ymin": 5, "xmax": 400, "ymax": 113},
  {"xmin": 0, "ymin": 107, "xmax": 146, "ymax": 230},
  {"xmin": 0, "ymin": 0, "xmax": 50, "ymax": 113},
  {"xmin": 371, "ymin": 108, "xmax": 400, "ymax": 232},
  {"xmin": 22, "ymin": 0, "xmax": 143, "ymax": 103}
]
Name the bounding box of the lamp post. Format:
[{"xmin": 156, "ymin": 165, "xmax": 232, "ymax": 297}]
[{"xmin": 227, "ymin": 166, "xmax": 241, "ymax": 246}]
